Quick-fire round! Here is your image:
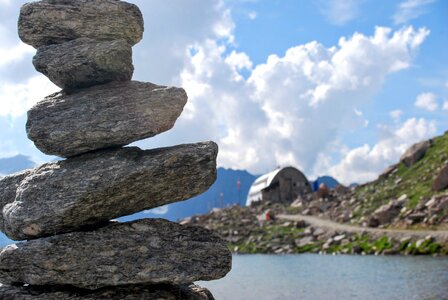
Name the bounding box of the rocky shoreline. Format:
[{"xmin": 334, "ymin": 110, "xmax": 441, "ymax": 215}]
[{"xmin": 181, "ymin": 203, "xmax": 448, "ymax": 256}]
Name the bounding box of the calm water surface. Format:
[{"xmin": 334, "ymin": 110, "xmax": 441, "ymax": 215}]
[{"xmin": 199, "ymin": 254, "xmax": 448, "ymax": 300}]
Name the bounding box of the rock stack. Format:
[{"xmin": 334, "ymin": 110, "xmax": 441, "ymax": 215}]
[{"xmin": 0, "ymin": 0, "xmax": 231, "ymax": 299}]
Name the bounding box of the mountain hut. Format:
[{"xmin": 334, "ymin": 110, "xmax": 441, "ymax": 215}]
[{"xmin": 246, "ymin": 166, "xmax": 312, "ymax": 206}]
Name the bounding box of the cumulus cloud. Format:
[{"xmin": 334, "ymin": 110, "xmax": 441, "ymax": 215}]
[
  {"xmin": 329, "ymin": 118, "xmax": 437, "ymax": 184},
  {"xmin": 318, "ymin": 0, "xmax": 362, "ymax": 26},
  {"xmin": 138, "ymin": 25, "xmax": 430, "ymax": 178},
  {"xmin": 390, "ymin": 109, "xmax": 403, "ymax": 122},
  {"xmin": 393, "ymin": 0, "xmax": 435, "ymax": 25},
  {"xmin": 130, "ymin": 0, "xmax": 235, "ymax": 85},
  {"xmin": 414, "ymin": 92, "xmax": 438, "ymax": 111}
]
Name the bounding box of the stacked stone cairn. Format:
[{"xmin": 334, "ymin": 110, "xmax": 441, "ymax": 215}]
[{"xmin": 0, "ymin": 0, "xmax": 231, "ymax": 299}]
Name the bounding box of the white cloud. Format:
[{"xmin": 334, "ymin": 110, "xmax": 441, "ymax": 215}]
[
  {"xmin": 443, "ymin": 101, "xmax": 448, "ymax": 111},
  {"xmin": 248, "ymin": 11, "xmax": 257, "ymax": 20},
  {"xmin": 0, "ymin": 42, "xmax": 34, "ymax": 68},
  {"xmin": 390, "ymin": 109, "xmax": 403, "ymax": 122},
  {"xmin": 225, "ymin": 50, "xmax": 253, "ymax": 81},
  {"xmin": 393, "ymin": 0, "xmax": 435, "ymax": 25},
  {"xmin": 0, "ymin": 76, "xmax": 59, "ymax": 117},
  {"xmin": 142, "ymin": 25, "xmax": 430, "ymax": 177},
  {"xmin": 318, "ymin": 0, "xmax": 361, "ymax": 26},
  {"xmin": 414, "ymin": 92, "xmax": 438, "ymax": 111},
  {"xmin": 329, "ymin": 118, "xmax": 437, "ymax": 184},
  {"xmin": 445, "ymin": 80, "xmax": 448, "ymax": 89},
  {"xmin": 130, "ymin": 0, "xmax": 235, "ymax": 84}
]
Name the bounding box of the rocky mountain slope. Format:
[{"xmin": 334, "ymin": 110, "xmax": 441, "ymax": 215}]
[
  {"xmin": 181, "ymin": 132, "xmax": 448, "ymax": 255},
  {"xmin": 291, "ymin": 132, "xmax": 448, "ymax": 230}
]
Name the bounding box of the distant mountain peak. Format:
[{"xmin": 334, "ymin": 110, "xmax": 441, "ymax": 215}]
[{"xmin": 0, "ymin": 154, "xmax": 36, "ymax": 176}]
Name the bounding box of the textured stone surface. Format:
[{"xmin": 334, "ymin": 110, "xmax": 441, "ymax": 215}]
[
  {"xmin": 0, "ymin": 283, "xmax": 214, "ymax": 300},
  {"xmin": 33, "ymin": 38, "xmax": 133, "ymax": 90},
  {"xmin": 432, "ymin": 163, "xmax": 448, "ymax": 191},
  {"xmin": 400, "ymin": 140, "xmax": 431, "ymax": 167},
  {"xmin": 0, "ymin": 170, "xmax": 32, "ymax": 230},
  {"xmin": 0, "ymin": 219, "xmax": 231, "ymax": 290},
  {"xmin": 2, "ymin": 142, "xmax": 217, "ymax": 240},
  {"xmin": 27, "ymin": 81, "xmax": 187, "ymax": 157},
  {"xmin": 369, "ymin": 199, "xmax": 404, "ymax": 227},
  {"xmin": 19, "ymin": 0, "xmax": 144, "ymax": 48}
]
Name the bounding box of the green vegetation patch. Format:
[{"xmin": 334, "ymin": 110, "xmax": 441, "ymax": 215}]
[{"xmin": 355, "ymin": 133, "xmax": 448, "ymax": 213}]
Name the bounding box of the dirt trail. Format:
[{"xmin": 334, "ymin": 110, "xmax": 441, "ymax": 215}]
[{"xmin": 278, "ymin": 214, "xmax": 448, "ymax": 242}]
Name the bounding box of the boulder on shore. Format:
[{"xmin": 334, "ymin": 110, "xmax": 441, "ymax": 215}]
[
  {"xmin": 19, "ymin": 0, "xmax": 144, "ymax": 48},
  {"xmin": 0, "ymin": 219, "xmax": 231, "ymax": 290},
  {"xmin": 2, "ymin": 142, "xmax": 217, "ymax": 240},
  {"xmin": 27, "ymin": 81, "xmax": 187, "ymax": 157},
  {"xmin": 33, "ymin": 38, "xmax": 133, "ymax": 90}
]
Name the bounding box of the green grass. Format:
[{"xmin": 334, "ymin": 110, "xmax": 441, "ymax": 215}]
[
  {"xmin": 228, "ymin": 225, "xmax": 447, "ymax": 255},
  {"xmin": 404, "ymin": 240, "xmax": 442, "ymax": 255}
]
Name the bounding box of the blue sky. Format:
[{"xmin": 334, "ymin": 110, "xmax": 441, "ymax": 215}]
[{"xmin": 0, "ymin": 0, "xmax": 447, "ymax": 184}]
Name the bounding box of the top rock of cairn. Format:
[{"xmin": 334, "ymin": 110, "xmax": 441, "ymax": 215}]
[{"xmin": 18, "ymin": 0, "xmax": 144, "ymax": 48}]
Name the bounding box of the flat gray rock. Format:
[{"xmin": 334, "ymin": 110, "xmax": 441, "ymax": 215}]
[
  {"xmin": 33, "ymin": 38, "xmax": 133, "ymax": 90},
  {"xmin": 2, "ymin": 142, "xmax": 217, "ymax": 240},
  {"xmin": 19, "ymin": 0, "xmax": 144, "ymax": 48},
  {"xmin": 0, "ymin": 284, "xmax": 214, "ymax": 300},
  {"xmin": 0, "ymin": 219, "xmax": 231, "ymax": 290},
  {"xmin": 26, "ymin": 81, "xmax": 187, "ymax": 157}
]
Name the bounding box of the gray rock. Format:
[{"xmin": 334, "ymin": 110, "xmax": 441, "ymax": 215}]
[
  {"xmin": 0, "ymin": 170, "xmax": 31, "ymax": 206},
  {"xmin": 295, "ymin": 236, "xmax": 314, "ymax": 247},
  {"xmin": 26, "ymin": 81, "xmax": 187, "ymax": 157},
  {"xmin": 0, "ymin": 219, "xmax": 231, "ymax": 289},
  {"xmin": 0, "ymin": 170, "xmax": 32, "ymax": 229},
  {"xmin": 400, "ymin": 140, "xmax": 431, "ymax": 167},
  {"xmin": 19, "ymin": 0, "xmax": 144, "ymax": 48},
  {"xmin": 406, "ymin": 212, "xmax": 426, "ymax": 224},
  {"xmin": 379, "ymin": 163, "xmax": 398, "ymax": 179},
  {"xmin": 33, "ymin": 38, "xmax": 133, "ymax": 90},
  {"xmin": 370, "ymin": 201, "xmax": 402, "ymax": 226},
  {"xmin": 0, "ymin": 283, "xmax": 215, "ymax": 300},
  {"xmin": 2, "ymin": 142, "xmax": 217, "ymax": 240},
  {"xmin": 432, "ymin": 163, "xmax": 448, "ymax": 191}
]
